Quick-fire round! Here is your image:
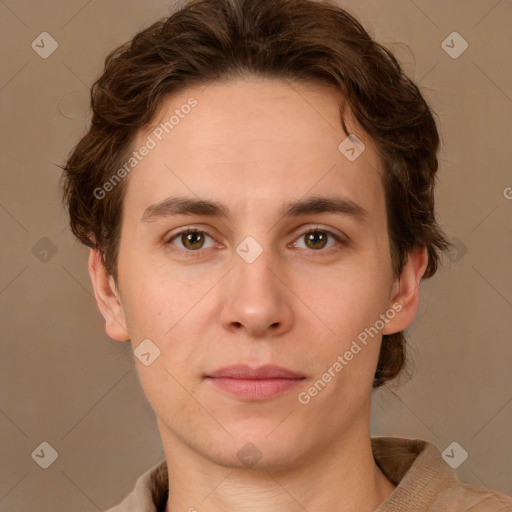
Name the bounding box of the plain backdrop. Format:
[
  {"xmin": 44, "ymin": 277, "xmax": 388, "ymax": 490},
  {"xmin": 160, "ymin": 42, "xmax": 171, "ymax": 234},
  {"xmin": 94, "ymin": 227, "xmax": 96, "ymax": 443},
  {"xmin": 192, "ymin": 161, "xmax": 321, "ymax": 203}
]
[{"xmin": 1, "ymin": 0, "xmax": 511, "ymax": 510}]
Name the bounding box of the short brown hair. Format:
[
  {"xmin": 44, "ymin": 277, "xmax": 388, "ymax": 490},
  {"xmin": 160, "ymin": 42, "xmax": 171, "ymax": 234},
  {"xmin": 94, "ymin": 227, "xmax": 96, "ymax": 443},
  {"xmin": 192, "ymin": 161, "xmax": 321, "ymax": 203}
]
[{"xmin": 59, "ymin": 0, "xmax": 450, "ymax": 388}]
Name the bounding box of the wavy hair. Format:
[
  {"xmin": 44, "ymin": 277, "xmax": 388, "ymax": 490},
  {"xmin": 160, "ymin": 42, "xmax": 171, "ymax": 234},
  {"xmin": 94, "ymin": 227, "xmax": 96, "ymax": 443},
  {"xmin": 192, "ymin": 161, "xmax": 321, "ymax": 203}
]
[{"xmin": 60, "ymin": 0, "xmax": 450, "ymax": 388}]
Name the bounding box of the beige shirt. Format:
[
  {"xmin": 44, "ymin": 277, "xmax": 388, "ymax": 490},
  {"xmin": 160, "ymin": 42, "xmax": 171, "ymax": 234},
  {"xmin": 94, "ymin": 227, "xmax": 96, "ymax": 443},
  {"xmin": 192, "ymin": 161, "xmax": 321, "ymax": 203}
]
[{"xmin": 104, "ymin": 436, "xmax": 512, "ymax": 511}]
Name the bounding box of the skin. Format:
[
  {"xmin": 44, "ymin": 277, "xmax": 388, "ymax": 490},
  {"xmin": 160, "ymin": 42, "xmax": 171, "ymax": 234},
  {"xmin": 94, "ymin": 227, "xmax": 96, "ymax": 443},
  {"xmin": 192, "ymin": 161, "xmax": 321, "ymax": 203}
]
[{"xmin": 89, "ymin": 77, "xmax": 428, "ymax": 512}]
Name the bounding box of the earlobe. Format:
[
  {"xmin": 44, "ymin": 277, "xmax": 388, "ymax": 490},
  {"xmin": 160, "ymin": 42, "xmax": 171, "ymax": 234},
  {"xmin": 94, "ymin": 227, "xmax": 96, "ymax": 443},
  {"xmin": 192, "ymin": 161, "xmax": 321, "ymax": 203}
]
[
  {"xmin": 87, "ymin": 249, "xmax": 130, "ymax": 342},
  {"xmin": 382, "ymin": 246, "xmax": 429, "ymax": 335}
]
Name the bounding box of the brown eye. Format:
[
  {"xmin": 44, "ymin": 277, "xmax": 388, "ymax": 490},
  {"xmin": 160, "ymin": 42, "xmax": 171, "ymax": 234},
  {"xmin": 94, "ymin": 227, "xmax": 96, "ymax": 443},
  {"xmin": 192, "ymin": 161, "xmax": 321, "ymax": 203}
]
[
  {"xmin": 181, "ymin": 231, "xmax": 205, "ymax": 250},
  {"xmin": 291, "ymin": 228, "xmax": 345, "ymax": 252},
  {"xmin": 303, "ymin": 231, "xmax": 329, "ymax": 250},
  {"xmin": 167, "ymin": 229, "xmax": 215, "ymax": 252}
]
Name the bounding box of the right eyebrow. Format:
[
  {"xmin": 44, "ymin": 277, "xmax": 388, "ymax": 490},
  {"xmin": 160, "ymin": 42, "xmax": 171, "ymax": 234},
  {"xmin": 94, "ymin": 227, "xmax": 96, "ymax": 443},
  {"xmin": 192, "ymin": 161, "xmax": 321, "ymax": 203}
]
[{"xmin": 141, "ymin": 196, "xmax": 231, "ymax": 223}]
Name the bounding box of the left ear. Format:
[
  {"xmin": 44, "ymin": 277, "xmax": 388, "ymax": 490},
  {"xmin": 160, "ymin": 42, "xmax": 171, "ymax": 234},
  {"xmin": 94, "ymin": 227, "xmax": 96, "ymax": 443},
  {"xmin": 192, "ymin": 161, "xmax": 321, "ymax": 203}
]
[{"xmin": 383, "ymin": 245, "xmax": 429, "ymax": 335}]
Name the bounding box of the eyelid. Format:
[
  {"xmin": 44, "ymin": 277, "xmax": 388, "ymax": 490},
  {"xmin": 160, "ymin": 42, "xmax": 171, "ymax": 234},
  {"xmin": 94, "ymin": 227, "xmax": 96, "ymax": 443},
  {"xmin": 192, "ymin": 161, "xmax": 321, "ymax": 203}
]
[
  {"xmin": 293, "ymin": 224, "xmax": 347, "ymax": 241},
  {"xmin": 165, "ymin": 224, "xmax": 218, "ymax": 241}
]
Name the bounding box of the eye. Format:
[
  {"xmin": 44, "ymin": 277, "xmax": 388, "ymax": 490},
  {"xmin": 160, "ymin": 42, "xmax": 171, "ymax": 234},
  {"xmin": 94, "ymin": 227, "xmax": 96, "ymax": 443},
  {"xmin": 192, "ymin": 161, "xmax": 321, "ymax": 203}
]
[
  {"xmin": 291, "ymin": 227, "xmax": 345, "ymax": 252},
  {"xmin": 166, "ymin": 228, "xmax": 216, "ymax": 253},
  {"xmin": 164, "ymin": 226, "xmax": 346, "ymax": 257}
]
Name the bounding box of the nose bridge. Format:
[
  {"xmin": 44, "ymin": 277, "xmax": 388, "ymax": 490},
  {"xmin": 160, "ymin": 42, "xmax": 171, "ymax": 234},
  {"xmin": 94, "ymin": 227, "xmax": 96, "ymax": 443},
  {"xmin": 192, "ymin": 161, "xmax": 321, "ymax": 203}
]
[
  {"xmin": 235, "ymin": 242, "xmax": 276, "ymax": 294},
  {"xmin": 220, "ymin": 238, "xmax": 293, "ymax": 336}
]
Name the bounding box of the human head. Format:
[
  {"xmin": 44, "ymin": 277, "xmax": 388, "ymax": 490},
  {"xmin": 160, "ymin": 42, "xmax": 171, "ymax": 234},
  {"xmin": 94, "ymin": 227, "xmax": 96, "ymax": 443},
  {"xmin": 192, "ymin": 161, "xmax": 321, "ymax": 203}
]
[{"xmin": 60, "ymin": 0, "xmax": 449, "ymax": 390}]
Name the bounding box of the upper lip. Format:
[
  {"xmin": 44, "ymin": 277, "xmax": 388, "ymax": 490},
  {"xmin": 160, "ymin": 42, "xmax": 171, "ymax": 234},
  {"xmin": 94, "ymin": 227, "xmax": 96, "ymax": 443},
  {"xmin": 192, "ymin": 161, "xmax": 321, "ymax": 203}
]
[{"xmin": 206, "ymin": 364, "xmax": 304, "ymax": 379}]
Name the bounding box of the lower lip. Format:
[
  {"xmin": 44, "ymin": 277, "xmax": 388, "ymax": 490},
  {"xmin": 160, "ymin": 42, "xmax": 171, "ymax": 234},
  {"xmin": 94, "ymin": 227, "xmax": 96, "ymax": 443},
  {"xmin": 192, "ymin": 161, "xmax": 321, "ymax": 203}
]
[{"xmin": 206, "ymin": 377, "xmax": 304, "ymax": 400}]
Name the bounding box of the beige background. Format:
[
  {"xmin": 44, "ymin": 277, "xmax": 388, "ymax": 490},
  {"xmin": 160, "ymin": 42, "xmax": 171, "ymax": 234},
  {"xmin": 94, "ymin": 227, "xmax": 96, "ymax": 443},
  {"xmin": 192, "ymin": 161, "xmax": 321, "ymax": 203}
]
[{"xmin": 1, "ymin": 0, "xmax": 511, "ymax": 510}]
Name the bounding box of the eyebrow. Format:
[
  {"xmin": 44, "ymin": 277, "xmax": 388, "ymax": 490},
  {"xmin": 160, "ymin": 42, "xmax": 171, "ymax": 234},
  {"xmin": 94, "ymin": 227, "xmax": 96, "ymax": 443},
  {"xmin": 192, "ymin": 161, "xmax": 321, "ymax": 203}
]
[{"xmin": 141, "ymin": 195, "xmax": 369, "ymax": 224}]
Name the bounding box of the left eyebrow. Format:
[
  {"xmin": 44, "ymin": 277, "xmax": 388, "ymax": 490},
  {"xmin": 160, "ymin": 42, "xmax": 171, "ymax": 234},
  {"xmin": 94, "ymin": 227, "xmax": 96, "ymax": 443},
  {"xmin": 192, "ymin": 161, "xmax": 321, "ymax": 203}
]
[
  {"xmin": 140, "ymin": 194, "xmax": 369, "ymax": 225},
  {"xmin": 281, "ymin": 196, "xmax": 369, "ymax": 224}
]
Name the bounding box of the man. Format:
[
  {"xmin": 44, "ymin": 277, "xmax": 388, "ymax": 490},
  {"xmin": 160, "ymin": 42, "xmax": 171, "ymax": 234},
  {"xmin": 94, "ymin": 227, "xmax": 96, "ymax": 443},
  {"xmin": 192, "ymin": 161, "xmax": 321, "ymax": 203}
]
[{"xmin": 60, "ymin": 0, "xmax": 512, "ymax": 510}]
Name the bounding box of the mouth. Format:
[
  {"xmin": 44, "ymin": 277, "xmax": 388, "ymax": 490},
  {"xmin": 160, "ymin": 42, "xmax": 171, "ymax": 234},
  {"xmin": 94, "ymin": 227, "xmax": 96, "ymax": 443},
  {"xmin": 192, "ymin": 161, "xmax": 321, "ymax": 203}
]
[{"xmin": 205, "ymin": 364, "xmax": 306, "ymax": 401}]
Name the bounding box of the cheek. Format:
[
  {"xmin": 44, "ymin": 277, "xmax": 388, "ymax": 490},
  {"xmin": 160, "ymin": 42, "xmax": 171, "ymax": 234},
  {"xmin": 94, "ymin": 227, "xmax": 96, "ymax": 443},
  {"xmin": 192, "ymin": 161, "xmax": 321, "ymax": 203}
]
[
  {"xmin": 119, "ymin": 276, "xmax": 199, "ymax": 411},
  {"xmin": 308, "ymin": 262, "xmax": 391, "ymax": 339},
  {"xmin": 119, "ymin": 268, "xmax": 215, "ymax": 385},
  {"xmin": 118, "ymin": 266, "xmax": 178, "ymax": 344},
  {"xmin": 302, "ymin": 265, "xmax": 392, "ymax": 398},
  {"xmin": 117, "ymin": 246, "xmax": 195, "ymax": 336}
]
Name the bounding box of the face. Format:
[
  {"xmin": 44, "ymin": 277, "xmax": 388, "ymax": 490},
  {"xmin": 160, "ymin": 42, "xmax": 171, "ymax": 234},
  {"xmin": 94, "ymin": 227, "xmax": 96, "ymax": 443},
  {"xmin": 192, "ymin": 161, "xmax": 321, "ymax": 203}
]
[{"xmin": 91, "ymin": 77, "xmax": 425, "ymax": 471}]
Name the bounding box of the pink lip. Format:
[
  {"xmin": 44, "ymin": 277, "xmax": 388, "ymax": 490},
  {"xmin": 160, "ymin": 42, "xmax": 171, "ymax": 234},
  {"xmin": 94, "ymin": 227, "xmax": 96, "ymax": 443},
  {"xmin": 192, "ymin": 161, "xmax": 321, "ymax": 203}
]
[
  {"xmin": 207, "ymin": 364, "xmax": 304, "ymax": 379},
  {"xmin": 205, "ymin": 365, "xmax": 305, "ymax": 400}
]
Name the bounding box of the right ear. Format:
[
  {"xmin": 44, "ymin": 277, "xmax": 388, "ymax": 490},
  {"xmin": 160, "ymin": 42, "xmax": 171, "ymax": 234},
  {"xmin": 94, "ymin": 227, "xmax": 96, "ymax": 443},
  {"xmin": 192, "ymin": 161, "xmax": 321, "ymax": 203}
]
[{"xmin": 87, "ymin": 248, "xmax": 130, "ymax": 341}]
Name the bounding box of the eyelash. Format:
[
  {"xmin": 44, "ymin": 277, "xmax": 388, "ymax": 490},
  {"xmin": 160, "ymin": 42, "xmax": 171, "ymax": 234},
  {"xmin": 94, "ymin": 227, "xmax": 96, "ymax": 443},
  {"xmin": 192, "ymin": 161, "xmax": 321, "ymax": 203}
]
[{"xmin": 164, "ymin": 226, "xmax": 347, "ymax": 258}]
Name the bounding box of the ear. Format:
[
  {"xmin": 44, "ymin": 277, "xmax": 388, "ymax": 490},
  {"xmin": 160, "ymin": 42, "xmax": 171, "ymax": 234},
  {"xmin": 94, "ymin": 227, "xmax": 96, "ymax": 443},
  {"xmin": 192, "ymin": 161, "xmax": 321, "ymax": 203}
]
[
  {"xmin": 382, "ymin": 245, "xmax": 429, "ymax": 335},
  {"xmin": 88, "ymin": 248, "xmax": 130, "ymax": 341}
]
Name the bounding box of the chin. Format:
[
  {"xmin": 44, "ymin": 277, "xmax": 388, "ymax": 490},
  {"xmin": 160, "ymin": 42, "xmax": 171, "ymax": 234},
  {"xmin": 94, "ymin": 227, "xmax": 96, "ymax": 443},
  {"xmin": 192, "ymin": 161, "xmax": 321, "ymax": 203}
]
[{"xmin": 205, "ymin": 424, "xmax": 310, "ymax": 472}]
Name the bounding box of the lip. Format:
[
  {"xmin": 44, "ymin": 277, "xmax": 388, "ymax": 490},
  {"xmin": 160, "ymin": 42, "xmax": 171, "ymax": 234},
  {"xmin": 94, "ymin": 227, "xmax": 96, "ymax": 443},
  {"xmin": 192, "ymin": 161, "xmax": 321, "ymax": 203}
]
[
  {"xmin": 205, "ymin": 365, "xmax": 305, "ymax": 400},
  {"xmin": 206, "ymin": 364, "xmax": 304, "ymax": 379}
]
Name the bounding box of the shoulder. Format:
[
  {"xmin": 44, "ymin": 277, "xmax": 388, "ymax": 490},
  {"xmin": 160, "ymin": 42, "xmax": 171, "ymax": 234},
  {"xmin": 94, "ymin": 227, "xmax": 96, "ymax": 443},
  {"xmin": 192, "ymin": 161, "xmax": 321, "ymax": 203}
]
[
  {"xmin": 433, "ymin": 480, "xmax": 512, "ymax": 511},
  {"xmin": 372, "ymin": 437, "xmax": 512, "ymax": 512},
  {"xmin": 103, "ymin": 459, "xmax": 168, "ymax": 512}
]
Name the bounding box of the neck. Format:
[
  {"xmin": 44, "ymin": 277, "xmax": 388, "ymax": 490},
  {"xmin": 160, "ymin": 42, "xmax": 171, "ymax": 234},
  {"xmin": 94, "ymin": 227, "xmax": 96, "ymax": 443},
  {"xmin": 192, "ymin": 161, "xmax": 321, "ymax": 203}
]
[{"xmin": 161, "ymin": 421, "xmax": 396, "ymax": 512}]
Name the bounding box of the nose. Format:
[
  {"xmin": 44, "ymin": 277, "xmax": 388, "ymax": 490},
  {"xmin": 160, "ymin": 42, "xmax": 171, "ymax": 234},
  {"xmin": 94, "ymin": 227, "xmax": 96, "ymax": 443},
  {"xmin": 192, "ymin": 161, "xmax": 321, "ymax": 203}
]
[{"xmin": 219, "ymin": 245, "xmax": 294, "ymax": 338}]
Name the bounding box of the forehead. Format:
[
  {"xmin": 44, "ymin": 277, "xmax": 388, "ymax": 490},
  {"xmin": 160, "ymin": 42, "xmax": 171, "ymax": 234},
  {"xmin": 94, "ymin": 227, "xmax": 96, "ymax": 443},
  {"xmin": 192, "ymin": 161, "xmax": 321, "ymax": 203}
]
[{"xmin": 123, "ymin": 78, "xmax": 385, "ymax": 222}]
